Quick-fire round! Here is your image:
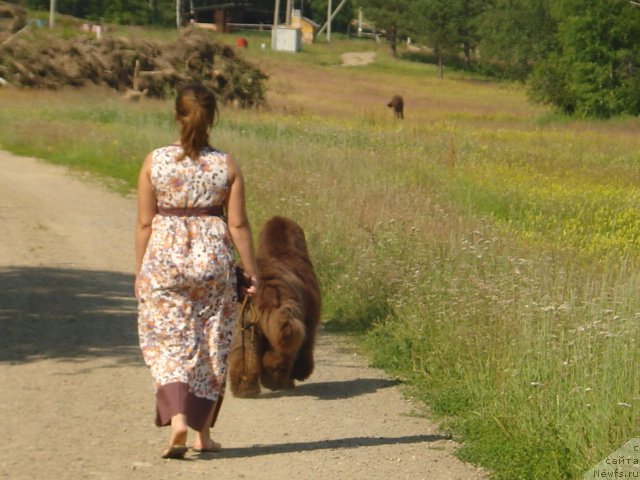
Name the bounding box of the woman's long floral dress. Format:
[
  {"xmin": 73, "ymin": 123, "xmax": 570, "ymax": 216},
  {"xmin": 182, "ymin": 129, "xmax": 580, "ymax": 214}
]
[{"xmin": 137, "ymin": 145, "xmax": 237, "ymax": 430}]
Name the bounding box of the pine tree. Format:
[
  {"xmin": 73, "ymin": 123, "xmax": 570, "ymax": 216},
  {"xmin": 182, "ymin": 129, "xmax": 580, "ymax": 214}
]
[
  {"xmin": 405, "ymin": 0, "xmax": 460, "ymax": 78},
  {"xmin": 528, "ymin": 0, "xmax": 640, "ymax": 117},
  {"xmin": 357, "ymin": 0, "xmax": 409, "ymax": 56},
  {"xmin": 478, "ymin": 0, "xmax": 557, "ymax": 80}
]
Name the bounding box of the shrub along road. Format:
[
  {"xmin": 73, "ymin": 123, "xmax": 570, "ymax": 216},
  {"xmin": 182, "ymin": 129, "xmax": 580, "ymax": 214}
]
[{"xmin": 0, "ymin": 149, "xmax": 485, "ymax": 480}]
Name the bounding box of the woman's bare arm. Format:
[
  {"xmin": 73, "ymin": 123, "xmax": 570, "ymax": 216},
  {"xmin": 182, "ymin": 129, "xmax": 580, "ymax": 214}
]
[
  {"xmin": 225, "ymin": 154, "xmax": 258, "ymax": 288},
  {"xmin": 135, "ymin": 153, "xmax": 157, "ymax": 281}
]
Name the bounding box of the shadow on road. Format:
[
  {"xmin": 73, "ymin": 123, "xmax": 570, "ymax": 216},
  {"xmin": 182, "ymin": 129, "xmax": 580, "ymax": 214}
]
[
  {"xmin": 259, "ymin": 378, "xmax": 400, "ymax": 401},
  {"xmin": 196, "ymin": 434, "xmax": 451, "ymax": 459},
  {"xmin": 0, "ymin": 266, "xmax": 140, "ymax": 364}
]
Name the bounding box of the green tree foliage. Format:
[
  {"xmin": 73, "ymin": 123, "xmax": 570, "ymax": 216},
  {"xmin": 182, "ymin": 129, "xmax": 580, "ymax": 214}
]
[
  {"xmin": 360, "ymin": 0, "xmax": 485, "ymax": 73},
  {"xmin": 357, "ymin": 0, "xmax": 408, "ymax": 56},
  {"xmin": 478, "ymin": 0, "xmax": 557, "ymax": 80},
  {"xmin": 24, "ymin": 0, "xmax": 176, "ymax": 25},
  {"xmin": 304, "ymin": 0, "xmax": 355, "ymax": 33},
  {"xmin": 406, "ymin": 0, "xmax": 461, "ymax": 77},
  {"xmin": 103, "ymin": 0, "xmax": 149, "ymax": 24},
  {"xmin": 528, "ymin": 0, "xmax": 640, "ymax": 117},
  {"xmin": 456, "ymin": 0, "xmax": 486, "ymax": 68}
]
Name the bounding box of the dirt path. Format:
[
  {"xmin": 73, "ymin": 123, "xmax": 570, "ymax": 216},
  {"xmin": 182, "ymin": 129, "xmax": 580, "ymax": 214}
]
[
  {"xmin": 340, "ymin": 51, "xmax": 376, "ymax": 67},
  {"xmin": 0, "ymin": 150, "xmax": 486, "ymax": 480}
]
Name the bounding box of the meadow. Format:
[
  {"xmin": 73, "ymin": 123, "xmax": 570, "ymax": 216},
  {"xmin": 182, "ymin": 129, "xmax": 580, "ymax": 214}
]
[{"xmin": 1, "ymin": 31, "xmax": 639, "ymax": 479}]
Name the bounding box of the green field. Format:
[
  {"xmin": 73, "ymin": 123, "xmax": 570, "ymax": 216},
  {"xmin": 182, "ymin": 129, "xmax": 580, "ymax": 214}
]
[{"xmin": 1, "ymin": 30, "xmax": 639, "ymax": 480}]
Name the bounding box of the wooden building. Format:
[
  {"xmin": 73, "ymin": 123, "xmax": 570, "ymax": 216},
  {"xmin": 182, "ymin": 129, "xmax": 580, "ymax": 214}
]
[
  {"xmin": 291, "ymin": 9, "xmax": 318, "ymax": 44},
  {"xmin": 193, "ymin": 3, "xmax": 245, "ymax": 33}
]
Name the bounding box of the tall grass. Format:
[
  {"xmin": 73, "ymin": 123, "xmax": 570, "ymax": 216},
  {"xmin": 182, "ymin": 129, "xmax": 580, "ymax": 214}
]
[{"xmin": 1, "ymin": 41, "xmax": 639, "ymax": 479}]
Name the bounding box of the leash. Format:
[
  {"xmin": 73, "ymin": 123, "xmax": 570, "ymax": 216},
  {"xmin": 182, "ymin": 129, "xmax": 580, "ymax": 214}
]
[{"xmin": 238, "ymin": 295, "xmax": 259, "ymax": 374}]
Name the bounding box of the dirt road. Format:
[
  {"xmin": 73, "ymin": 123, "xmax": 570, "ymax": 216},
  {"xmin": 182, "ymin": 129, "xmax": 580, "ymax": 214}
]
[{"xmin": 0, "ymin": 150, "xmax": 486, "ymax": 480}]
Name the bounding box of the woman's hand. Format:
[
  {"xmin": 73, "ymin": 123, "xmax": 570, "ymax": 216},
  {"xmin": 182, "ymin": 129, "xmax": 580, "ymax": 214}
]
[
  {"xmin": 238, "ymin": 269, "xmax": 257, "ymax": 297},
  {"xmin": 246, "ymin": 275, "xmax": 258, "ymax": 297}
]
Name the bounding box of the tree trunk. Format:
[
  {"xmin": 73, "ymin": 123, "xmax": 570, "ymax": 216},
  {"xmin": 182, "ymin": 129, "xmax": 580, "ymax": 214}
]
[
  {"xmin": 437, "ymin": 46, "xmax": 443, "ymax": 78},
  {"xmin": 389, "ymin": 24, "xmax": 397, "ymax": 57},
  {"xmin": 464, "ymin": 41, "xmax": 471, "ymax": 69},
  {"xmin": 149, "ymin": 0, "xmax": 157, "ymax": 24}
]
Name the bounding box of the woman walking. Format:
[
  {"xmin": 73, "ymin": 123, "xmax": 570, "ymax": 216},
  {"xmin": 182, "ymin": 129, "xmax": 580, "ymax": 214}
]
[{"xmin": 135, "ymin": 83, "xmax": 257, "ymax": 459}]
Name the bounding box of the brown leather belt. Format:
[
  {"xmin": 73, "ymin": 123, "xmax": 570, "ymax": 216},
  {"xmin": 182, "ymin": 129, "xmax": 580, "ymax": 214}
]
[{"xmin": 157, "ymin": 205, "xmax": 225, "ymax": 217}]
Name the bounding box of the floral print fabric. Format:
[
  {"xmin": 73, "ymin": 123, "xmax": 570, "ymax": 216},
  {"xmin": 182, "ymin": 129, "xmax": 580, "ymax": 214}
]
[{"xmin": 137, "ymin": 145, "xmax": 237, "ymax": 402}]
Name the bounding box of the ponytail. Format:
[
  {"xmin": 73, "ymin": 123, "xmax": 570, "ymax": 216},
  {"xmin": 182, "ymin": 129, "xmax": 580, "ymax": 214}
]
[{"xmin": 175, "ymin": 83, "xmax": 218, "ymax": 161}]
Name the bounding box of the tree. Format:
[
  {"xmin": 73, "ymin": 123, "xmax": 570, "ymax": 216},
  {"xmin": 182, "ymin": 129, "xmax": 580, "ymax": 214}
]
[
  {"xmin": 103, "ymin": 0, "xmax": 149, "ymax": 25},
  {"xmin": 478, "ymin": 0, "xmax": 557, "ymax": 80},
  {"xmin": 455, "ymin": 0, "xmax": 487, "ymax": 69},
  {"xmin": 359, "ymin": 0, "xmax": 486, "ymax": 76},
  {"xmin": 406, "ymin": 0, "xmax": 461, "ymax": 78},
  {"xmin": 357, "ymin": 0, "xmax": 410, "ymax": 56},
  {"xmin": 528, "ymin": 0, "xmax": 640, "ymax": 117}
]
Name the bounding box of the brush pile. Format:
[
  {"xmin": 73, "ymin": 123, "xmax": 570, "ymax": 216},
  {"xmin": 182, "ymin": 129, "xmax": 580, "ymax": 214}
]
[
  {"xmin": 0, "ymin": 2, "xmax": 26, "ymax": 41},
  {"xmin": 0, "ymin": 27, "xmax": 268, "ymax": 107}
]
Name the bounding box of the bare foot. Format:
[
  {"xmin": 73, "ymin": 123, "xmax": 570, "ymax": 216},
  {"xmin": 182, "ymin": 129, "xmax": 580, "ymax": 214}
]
[{"xmin": 169, "ymin": 414, "xmax": 188, "ymax": 447}]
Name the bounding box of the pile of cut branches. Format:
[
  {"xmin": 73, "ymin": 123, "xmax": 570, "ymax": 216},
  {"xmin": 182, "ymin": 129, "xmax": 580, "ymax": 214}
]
[
  {"xmin": 0, "ymin": 1, "xmax": 27, "ymax": 42},
  {"xmin": 0, "ymin": 28, "xmax": 268, "ymax": 107}
]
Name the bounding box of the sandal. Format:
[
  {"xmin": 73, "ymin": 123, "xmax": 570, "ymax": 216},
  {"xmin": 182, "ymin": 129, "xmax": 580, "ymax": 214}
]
[{"xmin": 192, "ymin": 441, "xmax": 222, "ymax": 453}]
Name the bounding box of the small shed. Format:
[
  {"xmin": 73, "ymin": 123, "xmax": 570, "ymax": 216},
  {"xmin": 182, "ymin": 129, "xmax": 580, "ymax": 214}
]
[
  {"xmin": 291, "ymin": 9, "xmax": 318, "ymax": 44},
  {"xmin": 193, "ymin": 3, "xmax": 244, "ymax": 33}
]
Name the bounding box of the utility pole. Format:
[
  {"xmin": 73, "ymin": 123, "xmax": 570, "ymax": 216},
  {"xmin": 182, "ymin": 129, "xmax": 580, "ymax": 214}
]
[
  {"xmin": 49, "ymin": 0, "xmax": 56, "ymax": 29},
  {"xmin": 272, "ymin": 0, "xmax": 281, "ymax": 49},
  {"xmin": 176, "ymin": 0, "xmax": 181, "ymax": 29},
  {"xmin": 273, "ymin": 0, "xmax": 281, "ymax": 26},
  {"xmin": 317, "ymin": 0, "xmax": 348, "ymax": 39},
  {"xmin": 326, "ymin": 0, "xmax": 332, "ymax": 42},
  {"xmin": 285, "ymin": 0, "xmax": 293, "ymax": 25}
]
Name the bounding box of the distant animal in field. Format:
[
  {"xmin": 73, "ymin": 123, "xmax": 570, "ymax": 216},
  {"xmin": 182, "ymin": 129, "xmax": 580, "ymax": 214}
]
[
  {"xmin": 228, "ymin": 216, "xmax": 321, "ymax": 397},
  {"xmin": 387, "ymin": 94, "xmax": 404, "ymax": 119}
]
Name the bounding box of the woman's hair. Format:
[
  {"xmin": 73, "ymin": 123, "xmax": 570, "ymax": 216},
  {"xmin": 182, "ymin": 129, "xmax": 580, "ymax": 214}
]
[{"xmin": 174, "ymin": 83, "xmax": 218, "ymax": 161}]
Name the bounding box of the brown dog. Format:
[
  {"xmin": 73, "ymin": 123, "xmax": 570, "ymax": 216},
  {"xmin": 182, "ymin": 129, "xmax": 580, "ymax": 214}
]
[
  {"xmin": 387, "ymin": 94, "xmax": 404, "ymax": 119},
  {"xmin": 228, "ymin": 216, "xmax": 321, "ymax": 397}
]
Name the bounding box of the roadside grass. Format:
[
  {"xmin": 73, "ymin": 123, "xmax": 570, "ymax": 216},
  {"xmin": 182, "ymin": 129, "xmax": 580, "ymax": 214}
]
[{"xmin": 1, "ymin": 34, "xmax": 639, "ymax": 479}]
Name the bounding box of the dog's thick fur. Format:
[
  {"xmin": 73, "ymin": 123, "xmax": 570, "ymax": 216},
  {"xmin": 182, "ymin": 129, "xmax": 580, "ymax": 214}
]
[
  {"xmin": 387, "ymin": 94, "xmax": 404, "ymax": 119},
  {"xmin": 228, "ymin": 216, "xmax": 321, "ymax": 397}
]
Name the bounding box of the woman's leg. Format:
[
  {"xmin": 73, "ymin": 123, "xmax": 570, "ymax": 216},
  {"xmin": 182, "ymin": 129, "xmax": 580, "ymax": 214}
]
[
  {"xmin": 192, "ymin": 396, "xmax": 224, "ymax": 451},
  {"xmin": 169, "ymin": 413, "xmax": 188, "ymax": 446},
  {"xmin": 160, "ymin": 413, "xmax": 189, "ymax": 459}
]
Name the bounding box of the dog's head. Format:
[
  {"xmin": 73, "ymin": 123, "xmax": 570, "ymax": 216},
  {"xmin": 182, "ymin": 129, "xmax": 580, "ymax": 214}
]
[{"xmin": 258, "ymin": 298, "xmax": 306, "ymax": 354}]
